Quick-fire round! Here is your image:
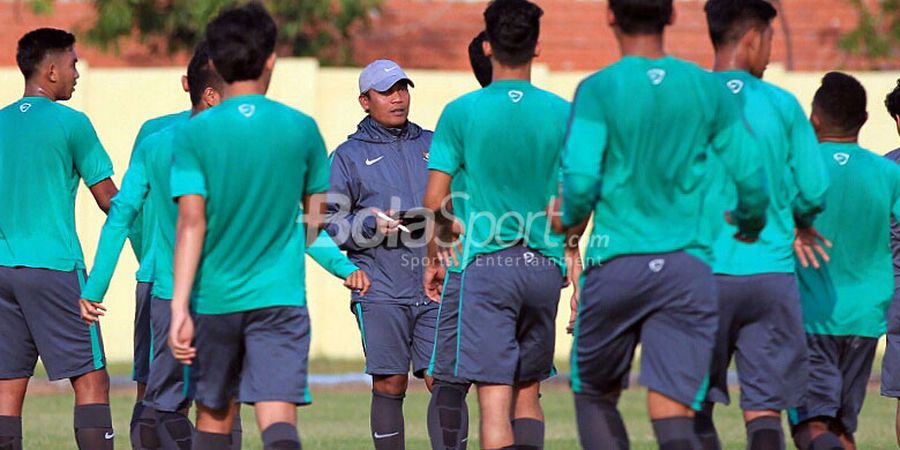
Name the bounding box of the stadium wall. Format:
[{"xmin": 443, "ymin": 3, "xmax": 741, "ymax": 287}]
[{"xmin": 1, "ymin": 58, "xmax": 898, "ymax": 362}]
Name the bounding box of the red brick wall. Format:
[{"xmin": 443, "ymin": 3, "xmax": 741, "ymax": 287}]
[{"xmin": 0, "ymin": 0, "xmax": 882, "ymax": 71}]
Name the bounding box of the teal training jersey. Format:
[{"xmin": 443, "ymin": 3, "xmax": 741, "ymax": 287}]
[
  {"xmin": 0, "ymin": 97, "xmax": 113, "ymax": 271},
  {"xmin": 561, "ymin": 56, "xmax": 769, "ymax": 266},
  {"xmin": 128, "ymin": 110, "xmax": 190, "ymax": 282},
  {"xmin": 707, "ymin": 71, "xmax": 828, "ymax": 275},
  {"xmin": 797, "ymin": 142, "xmax": 900, "ymax": 337},
  {"xmin": 429, "ymin": 80, "xmax": 569, "ymax": 272},
  {"xmin": 170, "ymin": 95, "xmax": 331, "ymax": 314}
]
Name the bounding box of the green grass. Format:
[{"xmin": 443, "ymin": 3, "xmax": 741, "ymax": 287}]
[{"xmin": 18, "ymin": 384, "xmax": 898, "ymax": 449}]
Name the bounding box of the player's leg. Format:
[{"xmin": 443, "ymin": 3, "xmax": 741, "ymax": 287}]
[
  {"xmin": 511, "ymin": 382, "xmax": 543, "ymax": 450},
  {"xmin": 241, "ymin": 306, "xmax": 312, "ymax": 450},
  {"xmin": 732, "ymin": 273, "xmax": 808, "ymax": 450},
  {"xmin": 17, "ymin": 268, "xmax": 112, "ymax": 449},
  {"xmin": 427, "ymin": 271, "xmax": 471, "ymax": 450},
  {"xmin": 572, "ymin": 257, "xmax": 654, "ymax": 450},
  {"xmin": 354, "ymin": 301, "xmax": 415, "ymax": 449},
  {"xmin": 790, "ymin": 334, "xmax": 844, "ymax": 450},
  {"xmin": 882, "ymin": 286, "xmax": 900, "ymax": 447},
  {"xmin": 831, "ymin": 336, "xmax": 878, "ymax": 450},
  {"xmin": 132, "ymin": 282, "xmax": 157, "ymax": 449},
  {"xmin": 0, "ymin": 267, "xmax": 37, "ymax": 450},
  {"xmin": 639, "ymin": 252, "xmax": 717, "ymax": 450},
  {"xmin": 476, "ymin": 384, "xmax": 514, "ymax": 448},
  {"xmin": 191, "ymin": 312, "xmax": 243, "ymax": 448},
  {"xmin": 144, "ymin": 296, "xmax": 194, "ymax": 450},
  {"xmin": 694, "ymin": 402, "xmax": 719, "ymax": 450}
]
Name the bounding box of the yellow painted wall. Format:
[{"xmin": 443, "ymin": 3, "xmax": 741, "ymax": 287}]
[{"xmin": 2, "ymin": 58, "xmax": 899, "ymax": 363}]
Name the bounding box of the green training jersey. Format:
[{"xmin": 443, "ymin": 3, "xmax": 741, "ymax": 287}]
[
  {"xmin": 170, "ymin": 95, "xmax": 330, "ymax": 314},
  {"xmin": 561, "ymin": 56, "xmax": 769, "ymax": 266},
  {"xmin": 128, "ymin": 110, "xmax": 190, "ymax": 283},
  {"xmin": 428, "ymin": 80, "xmax": 569, "ymax": 272},
  {"xmin": 0, "ymin": 97, "xmax": 113, "ymax": 271},
  {"xmin": 797, "ymin": 142, "xmax": 900, "ymax": 337},
  {"xmin": 706, "ymin": 71, "xmax": 828, "ymax": 275}
]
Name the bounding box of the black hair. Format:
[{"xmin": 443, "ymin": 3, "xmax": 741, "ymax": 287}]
[
  {"xmin": 187, "ymin": 41, "xmax": 224, "ymax": 105},
  {"xmin": 886, "ymin": 79, "xmax": 900, "ymax": 119},
  {"xmin": 608, "ymin": 0, "xmax": 673, "ymax": 35},
  {"xmin": 468, "ymin": 31, "xmax": 492, "ymax": 87},
  {"xmin": 16, "ymin": 28, "xmax": 76, "ymax": 79},
  {"xmin": 205, "ymin": 2, "xmax": 277, "ymax": 84},
  {"xmin": 704, "ymin": 0, "xmax": 777, "ymax": 49},
  {"xmin": 812, "ymin": 71, "xmax": 868, "ymax": 135},
  {"xmin": 483, "ymin": 0, "xmax": 543, "ymax": 67}
]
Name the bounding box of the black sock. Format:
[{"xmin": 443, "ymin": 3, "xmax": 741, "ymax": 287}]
[
  {"xmin": 371, "ymin": 390, "xmax": 405, "ymax": 450},
  {"xmin": 157, "ymin": 411, "xmax": 193, "ymax": 450},
  {"xmin": 746, "ymin": 416, "xmax": 783, "ymax": 450},
  {"xmin": 809, "ymin": 433, "xmax": 844, "ymax": 450},
  {"xmin": 131, "ymin": 403, "xmax": 160, "ymax": 450},
  {"xmin": 427, "ymin": 381, "xmax": 470, "ymax": 450},
  {"xmin": 694, "ymin": 404, "xmax": 719, "ymax": 450},
  {"xmin": 74, "ymin": 404, "xmax": 114, "ymax": 450},
  {"xmin": 230, "ymin": 412, "xmax": 242, "ymax": 450},
  {"xmin": 652, "ymin": 417, "xmax": 700, "ymax": 450},
  {"xmin": 261, "ymin": 422, "xmax": 301, "ymax": 450},
  {"xmin": 193, "ymin": 431, "xmax": 230, "ymax": 450},
  {"xmin": 574, "ymin": 393, "xmax": 628, "ymax": 450},
  {"xmin": 0, "ymin": 415, "xmax": 22, "ymax": 450},
  {"xmin": 512, "ymin": 418, "xmax": 543, "ymax": 450}
]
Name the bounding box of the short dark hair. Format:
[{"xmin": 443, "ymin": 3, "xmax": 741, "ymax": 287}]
[
  {"xmin": 187, "ymin": 41, "xmax": 224, "ymax": 105},
  {"xmin": 468, "ymin": 31, "xmax": 492, "ymax": 87},
  {"xmin": 886, "ymin": 79, "xmax": 900, "ymax": 119},
  {"xmin": 16, "ymin": 28, "xmax": 76, "ymax": 79},
  {"xmin": 813, "ymin": 71, "xmax": 868, "ymax": 135},
  {"xmin": 484, "ymin": 0, "xmax": 543, "ymax": 67},
  {"xmin": 205, "ymin": 2, "xmax": 277, "ymax": 84},
  {"xmin": 609, "ymin": 0, "xmax": 673, "ymax": 35},
  {"xmin": 704, "ymin": 0, "xmax": 777, "ymax": 49}
]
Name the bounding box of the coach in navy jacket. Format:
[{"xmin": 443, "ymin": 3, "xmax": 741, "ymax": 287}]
[{"xmin": 324, "ymin": 59, "xmax": 438, "ymax": 450}]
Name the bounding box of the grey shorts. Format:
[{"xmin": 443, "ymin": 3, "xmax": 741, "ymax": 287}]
[
  {"xmin": 707, "ymin": 273, "xmax": 808, "ymax": 411},
  {"xmin": 143, "ymin": 296, "xmax": 192, "ymax": 413},
  {"xmin": 0, "ymin": 266, "xmax": 106, "ymax": 380},
  {"xmin": 352, "ymin": 300, "xmax": 438, "ymax": 378},
  {"xmin": 881, "ymin": 285, "xmax": 900, "ymax": 397},
  {"xmin": 571, "ymin": 252, "xmax": 717, "ymax": 410},
  {"xmin": 192, "ymin": 306, "xmax": 311, "ymax": 411},
  {"xmin": 429, "ymin": 246, "xmax": 564, "ymax": 386},
  {"xmin": 133, "ymin": 282, "xmax": 153, "ymax": 384},
  {"xmin": 789, "ymin": 334, "xmax": 878, "ymax": 434}
]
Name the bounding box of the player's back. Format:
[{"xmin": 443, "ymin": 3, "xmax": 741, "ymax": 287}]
[
  {"xmin": 0, "ymin": 97, "xmax": 111, "ymax": 270},
  {"xmin": 708, "ymin": 73, "xmax": 827, "ymax": 274},
  {"xmin": 576, "ymin": 56, "xmax": 759, "ymax": 263},
  {"xmin": 171, "ymin": 95, "xmax": 329, "ymax": 313},
  {"xmin": 434, "ymin": 80, "xmax": 569, "ymax": 267},
  {"xmin": 799, "ymin": 142, "xmax": 900, "ymax": 336}
]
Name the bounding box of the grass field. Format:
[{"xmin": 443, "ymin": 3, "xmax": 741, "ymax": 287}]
[{"xmin": 18, "ymin": 367, "xmax": 900, "ymax": 449}]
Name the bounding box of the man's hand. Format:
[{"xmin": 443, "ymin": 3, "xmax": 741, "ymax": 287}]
[
  {"xmin": 424, "ymin": 262, "xmax": 446, "ymax": 303},
  {"xmin": 344, "ymin": 269, "xmax": 371, "ymax": 296},
  {"xmin": 794, "ymin": 227, "xmax": 832, "ymax": 269},
  {"xmin": 725, "ymin": 211, "xmax": 760, "ymax": 244},
  {"xmin": 547, "ymin": 197, "xmax": 565, "ymax": 234},
  {"xmin": 372, "ymin": 208, "xmax": 401, "ymax": 236},
  {"xmin": 564, "ymin": 247, "xmax": 583, "ymax": 335},
  {"xmin": 168, "ymin": 305, "xmax": 196, "ymax": 365},
  {"xmin": 79, "ymin": 299, "xmax": 106, "ymax": 325}
]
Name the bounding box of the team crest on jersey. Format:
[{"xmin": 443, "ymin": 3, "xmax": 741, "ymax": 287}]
[
  {"xmin": 648, "ymin": 258, "xmax": 665, "ymax": 272},
  {"xmin": 833, "ymin": 152, "xmax": 850, "ymax": 166},
  {"xmin": 726, "ymin": 79, "xmax": 744, "ymax": 94},
  {"xmin": 18, "ymin": 103, "xmax": 31, "ymax": 113},
  {"xmin": 508, "ymin": 90, "xmax": 524, "ymax": 103},
  {"xmin": 647, "ymin": 69, "xmax": 666, "ymax": 86},
  {"xmin": 238, "ymin": 104, "xmax": 256, "ymax": 118}
]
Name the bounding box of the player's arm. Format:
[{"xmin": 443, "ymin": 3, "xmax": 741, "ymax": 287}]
[
  {"xmin": 787, "ymin": 98, "xmax": 829, "ymax": 226},
  {"xmin": 79, "ymin": 143, "xmax": 152, "ymax": 322},
  {"xmin": 169, "ymin": 194, "xmax": 205, "ymax": 365},
  {"xmin": 709, "ymin": 82, "xmax": 770, "ymax": 241},
  {"xmin": 305, "ymin": 229, "xmax": 370, "ymax": 296},
  {"xmin": 558, "ymin": 79, "xmax": 605, "ymax": 231},
  {"xmin": 303, "ymin": 118, "xmax": 331, "ymax": 247},
  {"xmin": 70, "ymin": 111, "xmax": 118, "ymax": 214}
]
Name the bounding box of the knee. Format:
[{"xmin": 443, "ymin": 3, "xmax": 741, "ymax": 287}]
[
  {"xmin": 73, "ymin": 369, "xmax": 110, "ymax": 396},
  {"xmin": 373, "ymin": 374, "xmax": 408, "ymax": 396}
]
